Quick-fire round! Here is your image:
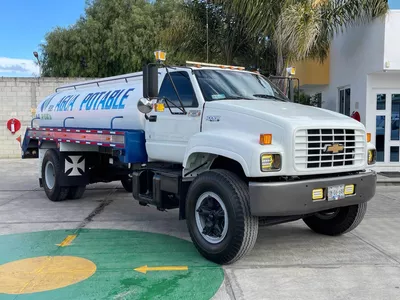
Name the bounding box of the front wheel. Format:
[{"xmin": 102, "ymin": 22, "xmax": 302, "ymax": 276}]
[
  {"xmin": 186, "ymin": 170, "xmax": 258, "ymax": 265},
  {"xmin": 303, "ymin": 203, "xmax": 367, "ymax": 236}
]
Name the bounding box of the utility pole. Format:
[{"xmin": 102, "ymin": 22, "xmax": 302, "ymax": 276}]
[{"xmin": 206, "ymin": 0, "xmax": 209, "ymax": 62}]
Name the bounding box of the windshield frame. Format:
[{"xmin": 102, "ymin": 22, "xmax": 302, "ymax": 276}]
[{"xmin": 192, "ymin": 69, "xmax": 289, "ymax": 103}]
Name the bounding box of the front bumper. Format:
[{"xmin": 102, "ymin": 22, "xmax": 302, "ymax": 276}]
[{"xmin": 249, "ymin": 171, "xmax": 377, "ymax": 216}]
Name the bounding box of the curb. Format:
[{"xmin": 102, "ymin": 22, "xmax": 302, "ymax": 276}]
[
  {"xmin": 377, "ymin": 176, "xmax": 400, "ymax": 186},
  {"xmin": 377, "ymin": 181, "xmax": 400, "ymax": 186}
]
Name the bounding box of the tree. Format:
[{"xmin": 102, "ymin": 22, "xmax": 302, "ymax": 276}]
[
  {"xmin": 41, "ymin": 0, "xmax": 168, "ymax": 77},
  {"xmin": 160, "ymin": 0, "xmax": 277, "ymax": 73},
  {"xmin": 161, "ymin": 1, "xmax": 254, "ymax": 66},
  {"xmin": 219, "ymin": 0, "xmax": 389, "ymax": 77}
]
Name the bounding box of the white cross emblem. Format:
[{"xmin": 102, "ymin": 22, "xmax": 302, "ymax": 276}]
[{"xmin": 65, "ymin": 156, "xmax": 85, "ymax": 176}]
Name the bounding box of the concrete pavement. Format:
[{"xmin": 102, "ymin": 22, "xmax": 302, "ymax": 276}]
[{"xmin": 0, "ymin": 159, "xmax": 399, "ymax": 299}]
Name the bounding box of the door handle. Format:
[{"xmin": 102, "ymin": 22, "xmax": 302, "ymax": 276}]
[
  {"xmin": 188, "ymin": 110, "xmax": 201, "ymax": 117},
  {"xmin": 149, "ymin": 115, "xmax": 157, "ymax": 122}
]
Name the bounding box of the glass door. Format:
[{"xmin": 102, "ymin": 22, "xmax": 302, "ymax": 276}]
[
  {"xmin": 374, "ymin": 90, "xmax": 400, "ymax": 164},
  {"xmin": 390, "ymin": 93, "xmax": 400, "ymax": 162}
]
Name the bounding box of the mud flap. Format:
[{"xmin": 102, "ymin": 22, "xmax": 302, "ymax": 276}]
[{"xmin": 59, "ymin": 152, "xmax": 89, "ymax": 186}]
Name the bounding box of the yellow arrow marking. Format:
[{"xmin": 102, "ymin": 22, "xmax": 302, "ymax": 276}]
[
  {"xmin": 134, "ymin": 265, "xmax": 188, "ymax": 274},
  {"xmin": 56, "ymin": 235, "xmax": 77, "ymax": 247}
]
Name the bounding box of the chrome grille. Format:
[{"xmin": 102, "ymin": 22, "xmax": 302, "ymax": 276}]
[{"xmin": 294, "ymin": 129, "xmax": 365, "ymax": 170}]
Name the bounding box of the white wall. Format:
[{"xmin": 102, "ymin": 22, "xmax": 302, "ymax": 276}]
[
  {"xmin": 384, "ymin": 10, "xmax": 400, "ymax": 70},
  {"xmin": 324, "ymin": 17, "xmax": 386, "ymax": 126},
  {"xmin": 369, "ymin": 72, "xmax": 400, "ymax": 90}
]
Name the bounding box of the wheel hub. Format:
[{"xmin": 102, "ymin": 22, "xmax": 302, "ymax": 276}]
[
  {"xmin": 195, "ymin": 192, "xmax": 228, "ymax": 244},
  {"xmin": 45, "ymin": 161, "xmax": 56, "ymax": 190},
  {"xmin": 316, "ymin": 208, "xmax": 340, "ymax": 220}
]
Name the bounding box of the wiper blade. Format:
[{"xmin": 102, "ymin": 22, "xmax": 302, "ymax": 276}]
[
  {"xmin": 253, "ymin": 94, "xmax": 286, "ymax": 101},
  {"xmin": 223, "ymin": 96, "xmax": 254, "ymax": 100}
]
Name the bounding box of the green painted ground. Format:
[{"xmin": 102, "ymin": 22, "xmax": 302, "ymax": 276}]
[{"xmin": 0, "ymin": 229, "xmax": 224, "ymax": 300}]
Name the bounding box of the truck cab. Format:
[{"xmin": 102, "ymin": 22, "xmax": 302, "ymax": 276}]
[{"xmin": 23, "ymin": 58, "xmax": 377, "ymax": 265}]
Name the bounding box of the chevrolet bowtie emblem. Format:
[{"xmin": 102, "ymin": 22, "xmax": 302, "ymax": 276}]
[{"xmin": 325, "ymin": 144, "xmax": 344, "ymax": 154}]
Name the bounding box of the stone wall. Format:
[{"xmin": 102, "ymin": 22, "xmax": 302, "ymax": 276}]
[{"xmin": 0, "ymin": 77, "xmax": 91, "ymax": 158}]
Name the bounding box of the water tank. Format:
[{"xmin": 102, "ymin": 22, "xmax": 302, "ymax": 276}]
[{"xmin": 35, "ymin": 74, "xmax": 146, "ymax": 131}]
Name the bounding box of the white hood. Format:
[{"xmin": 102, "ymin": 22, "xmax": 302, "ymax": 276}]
[{"xmin": 206, "ymin": 100, "xmax": 364, "ymax": 129}]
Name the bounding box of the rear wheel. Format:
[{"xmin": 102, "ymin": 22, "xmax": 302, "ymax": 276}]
[
  {"xmin": 186, "ymin": 170, "xmax": 258, "ymax": 264},
  {"xmin": 121, "ymin": 177, "xmax": 132, "ymax": 193},
  {"xmin": 42, "ymin": 149, "xmax": 69, "ymax": 202},
  {"xmin": 303, "ymin": 203, "xmax": 367, "ymax": 236},
  {"xmin": 67, "ymin": 186, "xmax": 86, "ymax": 200}
]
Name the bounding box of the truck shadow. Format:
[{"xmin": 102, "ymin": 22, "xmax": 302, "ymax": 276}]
[
  {"xmin": 233, "ymin": 222, "xmax": 373, "ymax": 267},
  {"xmin": 61, "ymin": 188, "xmax": 371, "ymax": 267}
]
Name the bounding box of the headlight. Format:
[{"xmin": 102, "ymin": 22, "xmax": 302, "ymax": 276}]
[
  {"xmin": 368, "ymin": 149, "xmax": 376, "ymax": 165},
  {"xmin": 261, "ymin": 153, "xmax": 281, "ymax": 172}
]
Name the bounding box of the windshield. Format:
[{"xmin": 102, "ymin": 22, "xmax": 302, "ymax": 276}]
[{"xmin": 194, "ymin": 69, "xmax": 288, "ymax": 102}]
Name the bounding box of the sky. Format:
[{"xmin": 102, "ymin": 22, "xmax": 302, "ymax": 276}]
[
  {"xmin": 0, "ymin": 0, "xmax": 85, "ymax": 77},
  {"xmin": 389, "ymin": 0, "xmax": 400, "ymax": 9}
]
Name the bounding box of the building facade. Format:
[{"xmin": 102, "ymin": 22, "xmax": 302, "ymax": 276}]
[{"xmin": 297, "ymin": 8, "xmax": 400, "ymax": 172}]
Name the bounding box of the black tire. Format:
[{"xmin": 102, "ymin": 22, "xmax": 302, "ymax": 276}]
[
  {"xmin": 41, "ymin": 149, "xmax": 69, "ymax": 202},
  {"xmin": 303, "ymin": 203, "xmax": 367, "ymax": 236},
  {"xmin": 121, "ymin": 177, "xmax": 132, "ymax": 193},
  {"xmin": 185, "ymin": 169, "xmax": 258, "ymax": 265},
  {"xmin": 67, "ymin": 186, "xmax": 86, "ymax": 200}
]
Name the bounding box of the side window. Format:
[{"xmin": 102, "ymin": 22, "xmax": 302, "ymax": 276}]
[{"xmin": 158, "ymin": 72, "xmax": 198, "ymax": 108}]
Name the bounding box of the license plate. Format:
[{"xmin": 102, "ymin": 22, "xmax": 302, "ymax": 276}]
[{"xmin": 327, "ymin": 185, "xmax": 345, "ymax": 201}]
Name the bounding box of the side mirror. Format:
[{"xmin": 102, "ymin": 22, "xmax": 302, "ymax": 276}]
[
  {"xmin": 143, "ymin": 63, "xmax": 159, "ymax": 99},
  {"xmin": 137, "ymin": 97, "xmax": 153, "ymax": 114}
]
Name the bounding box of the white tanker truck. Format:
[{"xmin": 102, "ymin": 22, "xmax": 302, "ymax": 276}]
[{"xmin": 22, "ymin": 56, "xmax": 377, "ymax": 264}]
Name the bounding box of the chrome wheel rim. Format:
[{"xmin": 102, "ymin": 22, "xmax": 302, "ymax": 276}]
[{"xmin": 45, "ymin": 161, "xmax": 55, "ymax": 189}]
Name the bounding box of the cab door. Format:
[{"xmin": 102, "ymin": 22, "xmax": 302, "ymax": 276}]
[{"xmin": 145, "ymin": 71, "xmax": 202, "ymax": 163}]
